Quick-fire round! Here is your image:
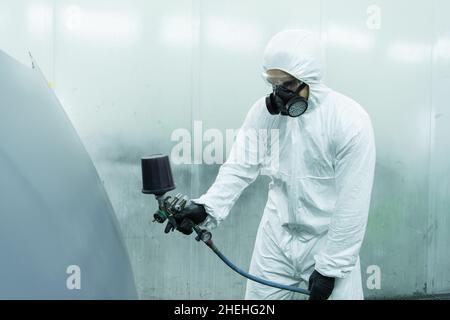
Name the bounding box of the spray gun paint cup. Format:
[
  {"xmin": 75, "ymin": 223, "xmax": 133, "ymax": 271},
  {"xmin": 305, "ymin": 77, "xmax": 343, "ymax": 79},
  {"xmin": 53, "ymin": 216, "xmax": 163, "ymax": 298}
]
[{"xmin": 141, "ymin": 154, "xmax": 176, "ymax": 196}]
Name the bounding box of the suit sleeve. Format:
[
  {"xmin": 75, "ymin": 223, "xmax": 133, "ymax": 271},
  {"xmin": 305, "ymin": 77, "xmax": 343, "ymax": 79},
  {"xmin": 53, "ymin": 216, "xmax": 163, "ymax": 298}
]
[
  {"xmin": 314, "ymin": 113, "xmax": 376, "ymax": 279},
  {"xmin": 192, "ymin": 100, "xmax": 269, "ymax": 229}
]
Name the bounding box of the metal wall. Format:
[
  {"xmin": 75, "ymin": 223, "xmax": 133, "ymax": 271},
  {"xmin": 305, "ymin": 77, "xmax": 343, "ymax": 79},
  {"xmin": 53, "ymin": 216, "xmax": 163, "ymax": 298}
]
[{"xmin": 1, "ymin": 0, "xmax": 449, "ymax": 299}]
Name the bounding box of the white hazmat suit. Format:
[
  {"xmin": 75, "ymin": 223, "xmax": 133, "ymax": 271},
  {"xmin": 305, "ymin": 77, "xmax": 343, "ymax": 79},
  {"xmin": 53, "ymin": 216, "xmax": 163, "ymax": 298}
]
[{"xmin": 192, "ymin": 30, "xmax": 376, "ymax": 300}]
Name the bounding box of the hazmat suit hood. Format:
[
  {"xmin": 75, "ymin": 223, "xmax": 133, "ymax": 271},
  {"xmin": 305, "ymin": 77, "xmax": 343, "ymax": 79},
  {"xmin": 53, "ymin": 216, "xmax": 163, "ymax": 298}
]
[{"xmin": 262, "ymin": 29, "xmax": 331, "ymax": 112}]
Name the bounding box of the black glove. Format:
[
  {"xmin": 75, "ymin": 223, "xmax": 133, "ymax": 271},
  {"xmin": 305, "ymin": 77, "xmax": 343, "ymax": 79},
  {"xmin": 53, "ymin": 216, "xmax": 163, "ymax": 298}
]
[
  {"xmin": 164, "ymin": 203, "xmax": 208, "ymax": 235},
  {"xmin": 308, "ymin": 270, "xmax": 335, "ymax": 300}
]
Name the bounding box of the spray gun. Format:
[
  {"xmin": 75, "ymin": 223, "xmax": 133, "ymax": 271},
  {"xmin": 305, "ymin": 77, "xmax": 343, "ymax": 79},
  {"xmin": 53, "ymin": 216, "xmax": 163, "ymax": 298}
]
[
  {"xmin": 153, "ymin": 192, "xmax": 212, "ymax": 243},
  {"xmin": 141, "ymin": 154, "xmax": 310, "ymax": 296},
  {"xmin": 141, "ymin": 155, "xmax": 212, "ymax": 244}
]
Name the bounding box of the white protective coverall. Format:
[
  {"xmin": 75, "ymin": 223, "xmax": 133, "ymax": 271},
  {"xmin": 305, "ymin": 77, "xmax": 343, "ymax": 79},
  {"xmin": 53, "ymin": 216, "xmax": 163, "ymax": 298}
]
[{"xmin": 192, "ymin": 29, "xmax": 376, "ymax": 300}]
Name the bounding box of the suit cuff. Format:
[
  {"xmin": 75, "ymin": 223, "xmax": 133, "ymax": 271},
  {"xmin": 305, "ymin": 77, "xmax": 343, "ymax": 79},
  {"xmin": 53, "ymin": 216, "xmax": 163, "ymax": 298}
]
[{"xmin": 191, "ymin": 197, "xmax": 220, "ymax": 230}]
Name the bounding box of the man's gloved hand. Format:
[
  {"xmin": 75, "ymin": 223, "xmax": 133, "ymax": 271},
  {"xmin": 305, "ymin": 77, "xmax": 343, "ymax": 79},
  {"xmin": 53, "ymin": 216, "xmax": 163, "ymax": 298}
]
[
  {"xmin": 164, "ymin": 202, "xmax": 208, "ymax": 235},
  {"xmin": 308, "ymin": 270, "xmax": 335, "ymax": 300}
]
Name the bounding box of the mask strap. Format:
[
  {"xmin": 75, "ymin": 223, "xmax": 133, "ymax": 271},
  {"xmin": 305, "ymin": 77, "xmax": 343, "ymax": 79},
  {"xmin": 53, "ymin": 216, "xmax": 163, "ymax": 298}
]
[{"xmin": 296, "ymin": 81, "xmax": 307, "ymax": 94}]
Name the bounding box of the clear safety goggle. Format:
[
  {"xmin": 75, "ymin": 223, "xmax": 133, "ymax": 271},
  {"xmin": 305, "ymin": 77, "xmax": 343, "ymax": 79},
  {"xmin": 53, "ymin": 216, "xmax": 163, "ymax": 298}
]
[{"xmin": 261, "ymin": 72, "xmax": 303, "ymax": 92}]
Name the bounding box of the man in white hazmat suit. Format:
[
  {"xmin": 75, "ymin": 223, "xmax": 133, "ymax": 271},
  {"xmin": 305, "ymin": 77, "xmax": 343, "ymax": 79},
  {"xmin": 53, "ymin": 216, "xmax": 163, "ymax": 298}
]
[{"xmin": 169, "ymin": 29, "xmax": 376, "ymax": 300}]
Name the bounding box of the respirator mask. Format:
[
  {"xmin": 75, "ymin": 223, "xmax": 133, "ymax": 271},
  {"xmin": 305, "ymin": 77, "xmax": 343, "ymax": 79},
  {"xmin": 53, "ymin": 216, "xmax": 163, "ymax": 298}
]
[
  {"xmin": 266, "ymin": 81, "xmax": 308, "ymax": 118},
  {"xmin": 262, "ymin": 71, "xmax": 309, "ymax": 118}
]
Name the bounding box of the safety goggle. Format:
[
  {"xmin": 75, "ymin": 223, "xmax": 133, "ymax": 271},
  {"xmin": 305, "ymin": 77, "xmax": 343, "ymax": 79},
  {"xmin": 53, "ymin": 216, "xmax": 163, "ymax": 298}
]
[{"xmin": 261, "ymin": 72, "xmax": 303, "ymax": 92}]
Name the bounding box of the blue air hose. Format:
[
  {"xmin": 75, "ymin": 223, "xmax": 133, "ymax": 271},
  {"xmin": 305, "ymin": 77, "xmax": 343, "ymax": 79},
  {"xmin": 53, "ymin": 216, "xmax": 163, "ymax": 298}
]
[
  {"xmin": 204, "ymin": 239, "xmax": 310, "ymax": 296},
  {"xmin": 156, "ymin": 208, "xmax": 311, "ymax": 296}
]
